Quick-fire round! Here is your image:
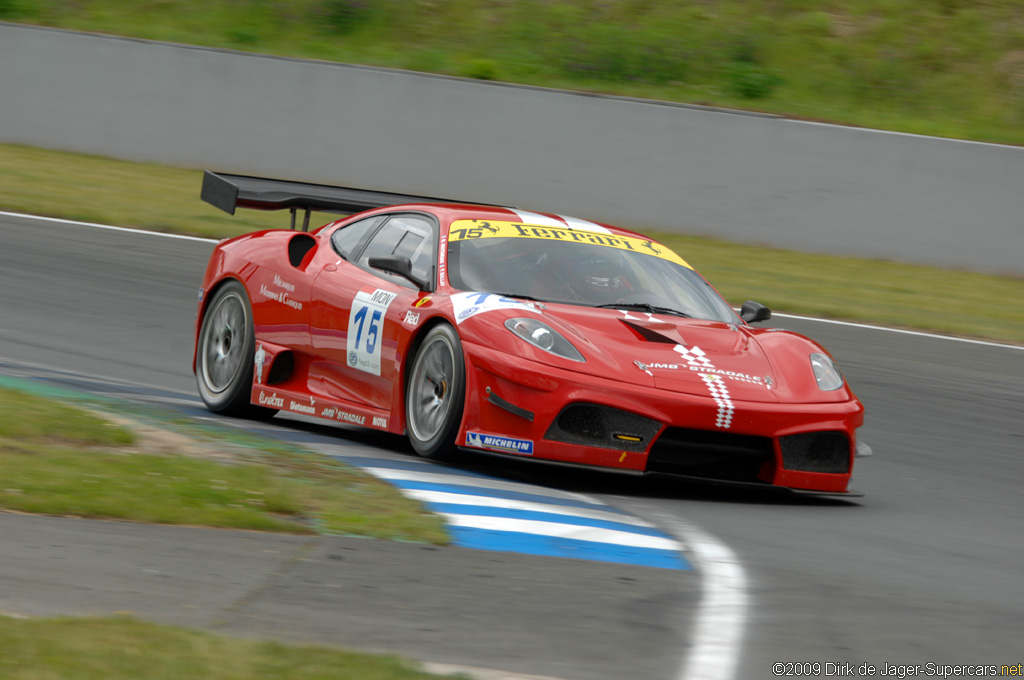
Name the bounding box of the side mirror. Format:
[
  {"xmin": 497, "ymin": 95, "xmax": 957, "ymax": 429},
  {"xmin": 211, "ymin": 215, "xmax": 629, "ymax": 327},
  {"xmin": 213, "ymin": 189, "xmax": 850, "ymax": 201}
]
[
  {"xmin": 740, "ymin": 300, "xmax": 771, "ymax": 324},
  {"xmin": 367, "ymin": 255, "xmax": 430, "ymax": 291}
]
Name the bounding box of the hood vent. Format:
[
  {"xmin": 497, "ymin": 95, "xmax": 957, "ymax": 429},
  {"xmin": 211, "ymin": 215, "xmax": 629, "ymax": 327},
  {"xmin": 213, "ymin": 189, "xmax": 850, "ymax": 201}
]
[{"xmin": 620, "ymin": 318, "xmax": 685, "ymax": 345}]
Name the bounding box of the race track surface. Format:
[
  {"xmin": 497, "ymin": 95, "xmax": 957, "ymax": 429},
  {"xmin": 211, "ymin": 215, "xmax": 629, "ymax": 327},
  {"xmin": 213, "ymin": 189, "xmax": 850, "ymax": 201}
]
[{"xmin": 2, "ymin": 214, "xmax": 1023, "ymax": 679}]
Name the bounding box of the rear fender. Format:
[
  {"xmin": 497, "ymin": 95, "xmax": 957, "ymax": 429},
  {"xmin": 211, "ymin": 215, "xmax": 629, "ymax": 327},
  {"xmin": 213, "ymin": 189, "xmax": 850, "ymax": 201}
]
[{"xmin": 192, "ymin": 274, "xmax": 243, "ymax": 373}]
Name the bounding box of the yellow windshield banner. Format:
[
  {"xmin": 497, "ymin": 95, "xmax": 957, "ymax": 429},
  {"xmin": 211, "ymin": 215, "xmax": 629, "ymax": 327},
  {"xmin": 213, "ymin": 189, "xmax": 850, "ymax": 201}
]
[{"xmin": 448, "ymin": 219, "xmax": 691, "ymax": 268}]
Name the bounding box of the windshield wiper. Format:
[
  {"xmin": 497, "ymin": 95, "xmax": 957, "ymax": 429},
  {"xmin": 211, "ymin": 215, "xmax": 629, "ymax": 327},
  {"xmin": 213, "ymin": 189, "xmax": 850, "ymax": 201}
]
[
  {"xmin": 596, "ymin": 302, "xmax": 693, "ymax": 318},
  {"xmin": 492, "ymin": 292, "xmax": 541, "ymax": 302}
]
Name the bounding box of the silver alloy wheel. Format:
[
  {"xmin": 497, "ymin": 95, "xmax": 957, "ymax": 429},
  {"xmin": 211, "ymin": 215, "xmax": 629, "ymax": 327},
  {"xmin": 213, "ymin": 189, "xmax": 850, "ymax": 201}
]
[
  {"xmin": 200, "ymin": 290, "xmax": 247, "ymax": 395},
  {"xmin": 407, "ymin": 332, "xmax": 457, "ymax": 443}
]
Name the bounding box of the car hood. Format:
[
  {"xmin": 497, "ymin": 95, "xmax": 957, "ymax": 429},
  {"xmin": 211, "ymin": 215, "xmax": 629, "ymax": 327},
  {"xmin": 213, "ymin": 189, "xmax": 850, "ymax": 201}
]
[
  {"xmin": 536, "ymin": 305, "xmax": 781, "ymax": 403},
  {"xmin": 456, "ymin": 299, "xmax": 852, "ymax": 404}
]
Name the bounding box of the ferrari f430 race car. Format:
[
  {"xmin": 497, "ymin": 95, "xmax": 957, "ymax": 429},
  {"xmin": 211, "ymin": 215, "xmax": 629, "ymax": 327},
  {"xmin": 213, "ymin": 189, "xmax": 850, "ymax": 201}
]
[{"xmin": 194, "ymin": 172, "xmax": 869, "ymax": 494}]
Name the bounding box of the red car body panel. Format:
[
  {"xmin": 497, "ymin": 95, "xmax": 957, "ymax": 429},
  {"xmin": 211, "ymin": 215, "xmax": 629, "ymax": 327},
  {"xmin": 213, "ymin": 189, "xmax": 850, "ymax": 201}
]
[{"xmin": 195, "ymin": 203, "xmax": 865, "ymax": 494}]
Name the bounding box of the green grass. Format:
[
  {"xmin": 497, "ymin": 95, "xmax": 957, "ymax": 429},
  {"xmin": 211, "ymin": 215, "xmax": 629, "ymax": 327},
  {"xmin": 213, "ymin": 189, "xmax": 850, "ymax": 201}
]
[
  {"xmin": 3, "ymin": 142, "xmax": 1022, "ymax": 345},
  {"xmin": 0, "ymin": 383, "xmax": 449, "ymax": 543},
  {"xmin": 0, "ymin": 144, "xmax": 333, "ymax": 239},
  {"xmin": 0, "ymin": 614, "xmax": 463, "ymax": 680},
  {"xmin": 7, "ymin": 0, "xmax": 1024, "ymax": 145}
]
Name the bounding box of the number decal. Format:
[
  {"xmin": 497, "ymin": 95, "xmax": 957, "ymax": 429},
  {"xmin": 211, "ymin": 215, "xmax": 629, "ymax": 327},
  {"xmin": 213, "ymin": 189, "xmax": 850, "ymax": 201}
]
[
  {"xmin": 366, "ymin": 309, "xmax": 382, "ymax": 354},
  {"xmin": 347, "ymin": 288, "xmax": 398, "ymax": 376},
  {"xmin": 352, "ymin": 306, "xmax": 367, "ymax": 348},
  {"xmin": 450, "ymin": 292, "xmax": 541, "ymax": 325}
]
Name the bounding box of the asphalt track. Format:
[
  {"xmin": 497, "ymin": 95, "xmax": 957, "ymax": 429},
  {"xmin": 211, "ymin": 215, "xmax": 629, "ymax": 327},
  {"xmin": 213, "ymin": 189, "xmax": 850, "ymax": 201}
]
[{"xmin": 2, "ymin": 213, "xmax": 1024, "ymax": 679}]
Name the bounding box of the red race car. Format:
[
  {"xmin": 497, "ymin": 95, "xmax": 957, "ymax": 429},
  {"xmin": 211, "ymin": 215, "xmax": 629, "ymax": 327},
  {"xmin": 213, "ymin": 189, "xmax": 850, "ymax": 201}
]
[{"xmin": 194, "ymin": 172, "xmax": 868, "ymax": 494}]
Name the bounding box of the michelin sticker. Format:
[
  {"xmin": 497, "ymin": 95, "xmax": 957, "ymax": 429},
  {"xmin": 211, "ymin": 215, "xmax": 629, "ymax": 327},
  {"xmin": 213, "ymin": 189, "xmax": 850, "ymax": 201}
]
[
  {"xmin": 451, "ymin": 292, "xmax": 541, "ymax": 325},
  {"xmin": 347, "ymin": 288, "xmax": 398, "ymax": 376},
  {"xmin": 466, "ymin": 431, "xmax": 534, "ymax": 456}
]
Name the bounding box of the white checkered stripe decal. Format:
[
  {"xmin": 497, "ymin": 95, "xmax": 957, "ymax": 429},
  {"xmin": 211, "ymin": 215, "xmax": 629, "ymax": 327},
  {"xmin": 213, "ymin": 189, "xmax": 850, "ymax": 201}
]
[
  {"xmin": 674, "ymin": 344, "xmax": 734, "ymax": 429},
  {"xmin": 700, "ymin": 373, "xmax": 734, "ymax": 428},
  {"xmin": 673, "ymin": 344, "xmax": 715, "ymax": 370}
]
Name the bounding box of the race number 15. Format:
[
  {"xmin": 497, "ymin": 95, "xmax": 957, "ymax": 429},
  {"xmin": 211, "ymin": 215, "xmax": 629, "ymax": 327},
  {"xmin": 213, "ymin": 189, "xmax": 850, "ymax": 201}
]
[{"xmin": 347, "ymin": 288, "xmax": 398, "ymax": 376}]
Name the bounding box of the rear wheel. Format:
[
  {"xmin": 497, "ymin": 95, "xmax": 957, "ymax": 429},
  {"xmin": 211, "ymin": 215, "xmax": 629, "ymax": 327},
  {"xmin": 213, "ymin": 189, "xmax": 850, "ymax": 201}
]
[
  {"xmin": 195, "ymin": 281, "xmax": 276, "ymax": 419},
  {"xmin": 406, "ymin": 324, "xmax": 465, "ymax": 459}
]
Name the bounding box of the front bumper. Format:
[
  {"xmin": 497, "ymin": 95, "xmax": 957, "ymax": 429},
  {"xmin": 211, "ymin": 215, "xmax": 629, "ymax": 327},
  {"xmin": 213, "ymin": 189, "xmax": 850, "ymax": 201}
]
[{"xmin": 460, "ymin": 342, "xmax": 865, "ymax": 493}]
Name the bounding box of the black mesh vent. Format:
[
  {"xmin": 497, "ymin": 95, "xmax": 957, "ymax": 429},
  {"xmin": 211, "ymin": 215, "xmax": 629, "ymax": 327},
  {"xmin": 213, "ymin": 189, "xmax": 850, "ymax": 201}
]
[
  {"xmin": 288, "ymin": 234, "xmax": 317, "ymax": 267},
  {"xmin": 646, "ymin": 428, "xmax": 774, "ymax": 482},
  {"xmin": 267, "ymin": 351, "xmax": 294, "ymax": 385},
  {"xmin": 545, "ymin": 403, "xmax": 661, "ymax": 453},
  {"xmin": 779, "ymin": 431, "xmax": 850, "ymax": 473}
]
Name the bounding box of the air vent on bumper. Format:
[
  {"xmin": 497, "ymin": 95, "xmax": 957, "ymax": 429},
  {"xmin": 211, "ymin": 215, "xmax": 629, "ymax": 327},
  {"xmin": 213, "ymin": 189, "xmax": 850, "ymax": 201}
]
[
  {"xmin": 646, "ymin": 428, "xmax": 774, "ymax": 482},
  {"xmin": 779, "ymin": 431, "xmax": 850, "ymax": 473},
  {"xmin": 544, "ymin": 403, "xmax": 661, "ymax": 453}
]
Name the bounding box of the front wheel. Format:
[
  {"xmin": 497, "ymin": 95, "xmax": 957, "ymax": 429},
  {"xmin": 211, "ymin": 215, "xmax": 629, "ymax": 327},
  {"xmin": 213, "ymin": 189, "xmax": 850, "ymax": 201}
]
[
  {"xmin": 406, "ymin": 324, "xmax": 466, "ymax": 459},
  {"xmin": 195, "ymin": 280, "xmax": 276, "ymax": 419}
]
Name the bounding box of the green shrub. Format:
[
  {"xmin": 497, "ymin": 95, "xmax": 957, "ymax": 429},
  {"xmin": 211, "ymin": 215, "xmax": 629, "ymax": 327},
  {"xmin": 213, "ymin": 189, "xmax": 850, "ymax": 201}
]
[
  {"xmin": 726, "ymin": 62, "xmax": 783, "ymax": 99},
  {"xmin": 315, "ymin": 0, "xmax": 373, "ymax": 35},
  {"xmin": 0, "ymin": 0, "xmax": 34, "ymax": 19},
  {"xmin": 460, "ymin": 58, "xmax": 500, "ymax": 81}
]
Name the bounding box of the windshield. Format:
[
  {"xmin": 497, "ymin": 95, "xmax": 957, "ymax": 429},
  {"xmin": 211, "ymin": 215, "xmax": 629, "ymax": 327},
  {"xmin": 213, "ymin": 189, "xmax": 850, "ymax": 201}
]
[{"xmin": 446, "ymin": 220, "xmax": 739, "ymax": 323}]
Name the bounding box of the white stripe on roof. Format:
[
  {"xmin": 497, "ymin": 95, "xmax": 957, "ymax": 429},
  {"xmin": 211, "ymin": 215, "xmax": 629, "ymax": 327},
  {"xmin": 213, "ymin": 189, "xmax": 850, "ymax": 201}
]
[
  {"xmin": 557, "ymin": 214, "xmax": 612, "ymax": 233},
  {"xmin": 509, "ymin": 209, "xmax": 566, "ymax": 229}
]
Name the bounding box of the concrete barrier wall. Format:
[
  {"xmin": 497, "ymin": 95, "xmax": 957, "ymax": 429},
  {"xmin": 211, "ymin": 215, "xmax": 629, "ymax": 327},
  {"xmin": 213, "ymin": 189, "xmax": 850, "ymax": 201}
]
[{"xmin": 3, "ymin": 22, "xmax": 1022, "ymax": 274}]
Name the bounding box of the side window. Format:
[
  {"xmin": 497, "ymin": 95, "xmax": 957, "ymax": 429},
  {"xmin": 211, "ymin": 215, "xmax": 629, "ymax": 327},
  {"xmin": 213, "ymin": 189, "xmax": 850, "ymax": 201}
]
[
  {"xmin": 358, "ymin": 215, "xmax": 436, "ymax": 285},
  {"xmin": 330, "ymin": 215, "xmax": 384, "ymax": 260}
]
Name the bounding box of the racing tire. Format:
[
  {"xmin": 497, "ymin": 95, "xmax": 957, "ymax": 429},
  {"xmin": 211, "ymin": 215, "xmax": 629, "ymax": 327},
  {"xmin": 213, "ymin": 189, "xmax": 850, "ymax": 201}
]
[
  {"xmin": 406, "ymin": 323, "xmax": 466, "ymax": 460},
  {"xmin": 195, "ymin": 280, "xmax": 277, "ymax": 419}
]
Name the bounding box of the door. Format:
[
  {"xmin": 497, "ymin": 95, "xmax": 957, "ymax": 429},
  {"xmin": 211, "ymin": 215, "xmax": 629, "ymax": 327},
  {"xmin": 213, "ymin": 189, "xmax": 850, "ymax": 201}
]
[{"xmin": 310, "ymin": 212, "xmax": 438, "ymax": 410}]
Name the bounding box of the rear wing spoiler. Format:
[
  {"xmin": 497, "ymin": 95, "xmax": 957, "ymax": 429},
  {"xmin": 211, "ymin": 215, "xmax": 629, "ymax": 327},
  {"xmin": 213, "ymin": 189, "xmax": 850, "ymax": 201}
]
[{"xmin": 201, "ymin": 171, "xmax": 474, "ymax": 231}]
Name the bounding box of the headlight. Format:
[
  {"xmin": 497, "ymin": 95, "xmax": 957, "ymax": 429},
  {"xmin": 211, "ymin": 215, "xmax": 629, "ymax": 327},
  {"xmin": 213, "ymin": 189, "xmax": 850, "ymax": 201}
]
[
  {"xmin": 505, "ymin": 318, "xmax": 585, "ymax": 362},
  {"xmin": 810, "ymin": 352, "xmax": 844, "ymax": 391}
]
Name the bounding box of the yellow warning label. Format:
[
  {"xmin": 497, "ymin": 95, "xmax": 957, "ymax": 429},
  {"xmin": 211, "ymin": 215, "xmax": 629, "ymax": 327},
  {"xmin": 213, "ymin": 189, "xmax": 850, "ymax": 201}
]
[{"xmin": 448, "ymin": 220, "xmax": 691, "ymax": 268}]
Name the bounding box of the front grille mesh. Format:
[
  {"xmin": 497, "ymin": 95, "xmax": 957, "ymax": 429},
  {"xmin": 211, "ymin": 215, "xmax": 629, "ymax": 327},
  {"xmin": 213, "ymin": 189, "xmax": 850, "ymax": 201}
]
[
  {"xmin": 545, "ymin": 403, "xmax": 661, "ymax": 452},
  {"xmin": 646, "ymin": 428, "xmax": 774, "ymax": 482},
  {"xmin": 779, "ymin": 431, "xmax": 850, "ymax": 473}
]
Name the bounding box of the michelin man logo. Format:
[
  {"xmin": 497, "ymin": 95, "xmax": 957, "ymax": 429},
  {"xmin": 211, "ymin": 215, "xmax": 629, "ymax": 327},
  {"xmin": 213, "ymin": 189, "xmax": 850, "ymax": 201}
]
[{"xmin": 254, "ymin": 344, "xmax": 266, "ymax": 384}]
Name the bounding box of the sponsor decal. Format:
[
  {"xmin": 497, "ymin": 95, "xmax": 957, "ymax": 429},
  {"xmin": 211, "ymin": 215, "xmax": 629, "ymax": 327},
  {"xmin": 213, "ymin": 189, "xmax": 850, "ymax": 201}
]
[
  {"xmin": 347, "ymin": 288, "xmax": 398, "ymax": 376},
  {"xmin": 272, "ymin": 274, "xmax": 295, "ymax": 293},
  {"xmin": 403, "ymin": 310, "xmax": 421, "ymax": 327},
  {"xmin": 372, "ymin": 416, "xmax": 388, "ymax": 428},
  {"xmin": 197, "ymin": 288, "xmax": 204, "ymax": 302},
  {"xmin": 438, "ymin": 234, "xmax": 447, "ymax": 285},
  {"xmin": 642, "ymin": 354, "xmax": 766, "ymax": 385},
  {"xmin": 289, "ymin": 400, "xmax": 316, "ymax": 415},
  {"xmin": 448, "ymin": 219, "xmax": 691, "ymax": 268},
  {"xmin": 259, "ymin": 283, "xmax": 303, "ymax": 310},
  {"xmin": 319, "ymin": 406, "xmax": 366, "ymax": 425},
  {"xmin": 254, "ymin": 343, "xmax": 266, "ymax": 384},
  {"xmin": 257, "ymin": 391, "xmax": 284, "ymax": 408},
  {"xmin": 335, "ymin": 410, "xmax": 365, "ymax": 425},
  {"xmin": 466, "ymin": 431, "xmax": 534, "ymax": 456},
  {"xmin": 691, "ymin": 367, "xmax": 765, "ymax": 385},
  {"xmin": 413, "ymin": 296, "xmax": 432, "ymax": 308},
  {"xmin": 450, "ymin": 292, "xmax": 541, "ymax": 325}
]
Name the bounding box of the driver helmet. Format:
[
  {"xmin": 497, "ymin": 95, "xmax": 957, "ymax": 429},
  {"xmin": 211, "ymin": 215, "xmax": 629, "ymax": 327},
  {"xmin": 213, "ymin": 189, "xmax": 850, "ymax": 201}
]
[{"xmin": 571, "ymin": 248, "xmax": 624, "ymax": 296}]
